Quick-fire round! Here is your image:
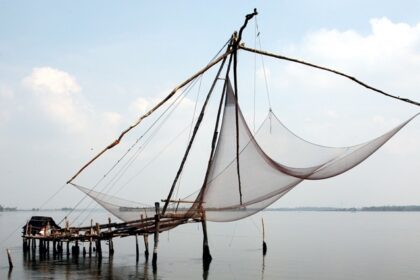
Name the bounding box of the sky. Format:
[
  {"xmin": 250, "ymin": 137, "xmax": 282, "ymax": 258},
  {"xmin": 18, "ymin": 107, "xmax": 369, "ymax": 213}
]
[{"xmin": 1, "ymin": 1, "xmax": 420, "ymax": 211}]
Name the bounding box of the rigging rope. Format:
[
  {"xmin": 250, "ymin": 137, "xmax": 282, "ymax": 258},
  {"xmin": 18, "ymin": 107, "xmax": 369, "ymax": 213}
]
[
  {"xmin": 69, "ymin": 78, "xmax": 201, "ymax": 225},
  {"xmin": 75, "ymin": 85, "xmax": 199, "ymax": 225},
  {"xmin": 255, "ymin": 16, "xmax": 272, "ymax": 110},
  {"xmin": 67, "ymin": 39, "xmax": 232, "ymax": 225},
  {"xmin": 253, "ymin": 17, "xmax": 258, "ymax": 133}
]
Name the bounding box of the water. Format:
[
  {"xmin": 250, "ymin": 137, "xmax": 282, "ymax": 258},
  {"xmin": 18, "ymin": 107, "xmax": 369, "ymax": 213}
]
[{"xmin": 1, "ymin": 210, "xmax": 420, "ymax": 279}]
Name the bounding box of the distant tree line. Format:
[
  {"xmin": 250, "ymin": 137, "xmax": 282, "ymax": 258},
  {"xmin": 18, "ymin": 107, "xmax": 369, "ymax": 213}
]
[
  {"xmin": 267, "ymin": 206, "xmax": 420, "ymax": 212},
  {"xmin": 0, "ymin": 204, "xmax": 17, "ymax": 211}
]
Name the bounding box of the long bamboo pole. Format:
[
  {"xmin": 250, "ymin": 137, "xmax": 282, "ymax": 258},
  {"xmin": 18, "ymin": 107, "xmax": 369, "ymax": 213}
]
[
  {"xmin": 67, "ymin": 50, "xmax": 232, "ymax": 184},
  {"xmin": 161, "ymin": 52, "xmax": 229, "ymax": 215},
  {"xmin": 239, "ymin": 45, "xmax": 420, "ymax": 107}
]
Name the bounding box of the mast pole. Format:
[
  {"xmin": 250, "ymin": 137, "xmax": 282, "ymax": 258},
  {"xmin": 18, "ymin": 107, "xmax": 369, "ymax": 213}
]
[
  {"xmin": 196, "ymin": 49, "xmax": 234, "ymax": 207},
  {"xmin": 232, "ymin": 9, "xmax": 258, "ymax": 205},
  {"xmin": 67, "ymin": 50, "xmax": 232, "ymax": 184},
  {"xmin": 161, "ymin": 51, "xmax": 230, "ymax": 215},
  {"xmin": 239, "ymin": 45, "xmax": 420, "ymax": 107}
]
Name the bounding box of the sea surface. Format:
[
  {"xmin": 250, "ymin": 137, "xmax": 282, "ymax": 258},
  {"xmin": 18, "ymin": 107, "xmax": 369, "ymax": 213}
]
[{"xmin": 1, "ymin": 210, "xmax": 420, "ymax": 279}]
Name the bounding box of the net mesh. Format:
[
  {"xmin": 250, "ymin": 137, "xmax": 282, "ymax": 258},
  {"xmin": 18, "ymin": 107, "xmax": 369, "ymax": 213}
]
[
  {"xmin": 76, "ymin": 79, "xmax": 418, "ymax": 223},
  {"xmin": 200, "ymin": 80, "xmax": 418, "ymax": 221}
]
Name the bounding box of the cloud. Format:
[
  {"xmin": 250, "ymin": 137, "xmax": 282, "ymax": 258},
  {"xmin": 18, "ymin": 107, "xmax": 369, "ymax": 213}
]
[
  {"xmin": 0, "ymin": 84, "xmax": 15, "ymax": 124},
  {"xmin": 23, "ymin": 67, "xmax": 89, "ymax": 133},
  {"xmin": 268, "ymin": 17, "xmax": 420, "ymax": 149},
  {"xmin": 130, "ymin": 97, "xmax": 150, "ymax": 115},
  {"xmin": 102, "ymin": 111, "xmax": 122, "ymax": 127},
  {"xmin": 0, "ymin": 84, "xmax": 14, "ymax": 99}
]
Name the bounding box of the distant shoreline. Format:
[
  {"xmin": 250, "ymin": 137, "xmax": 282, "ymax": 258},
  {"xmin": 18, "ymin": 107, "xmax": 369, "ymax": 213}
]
[
  {"xmin": 266, "ymin": 206, "xmax": 420, "ymax": 212},
  {"xmin": 3, "ymin": 206, "xmax": 420, "ymax": 212}
]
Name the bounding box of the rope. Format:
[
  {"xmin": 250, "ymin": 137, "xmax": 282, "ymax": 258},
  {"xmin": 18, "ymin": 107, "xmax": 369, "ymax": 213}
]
[
  {"xmin": 67, "ymin": 39, "xmax": 233, "ymax": 226},
  {"xmin": 255, "ymin": 16, "xmax": 272, "ymax": 110},
  {"xmin": 70, "ymin": 78, "xmax": 200, "ymax": 225},
  {"xmin": 75, "ymin": 85, "xmax": 198, "ymax": 225},
  {"xmin": 253, "ymin": 16, "xmax": 258, "ymax": 133}
]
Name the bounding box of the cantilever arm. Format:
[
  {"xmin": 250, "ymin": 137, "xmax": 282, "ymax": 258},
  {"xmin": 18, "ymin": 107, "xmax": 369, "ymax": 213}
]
[
  {"xmin": 239, "ymin": 45, "xmax": 420, "ymax": 107},
  {"xmin": 67, "ymin": 50, "xmax": 233, "ymax": 184}
]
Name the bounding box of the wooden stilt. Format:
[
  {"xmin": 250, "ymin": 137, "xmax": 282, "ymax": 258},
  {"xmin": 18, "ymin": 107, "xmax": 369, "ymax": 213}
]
[
  {"xmin": 152, "ymin": 202, "xmax": 160, "ymax": 268},
  {"xmin": 26, "ymin": 238, "xmax": 31, "ymax": 254},
  {"xmin": 201, "ymin": 214, "xmax": 212, "ymax": 263},
  {"xmin": 66, "ymin": 241, "xmax": 70, "ymax": 257},
  {"xmin": 96, "ymin": 222, "xmax": 102, "ymax": 259},
  {"xmin": 108, "ymin": 217, "xmax": 114, "ymax": 256},
  {"xmin": 141, "ymin": 214, "xmax": 149, "ymax": 261},
  {"xmin": 89, "ymin": 219, "xmax": 93, "ymax": 258},
  {"xmin": 53, "ymin": 240, "xmax": 57, "ymax": 257},
  {"xmin": 262, "ymin": 218, "xmax": 267, "ymax": 256},
  {"xmin": 144, "ymin": 234, "xmax": 149, "ymax": 261},
  {"xmin": 135, "ymin": 234, "xmax": 139, "ymax": 263},
  {"xmin": 96, "ymin": 239, "xmax": 102, "ymax": 259},
  {"xmin": 83, "ymin": 246, "xmax": 86, "ymax": 258},
  {"xmin": 6, "ymin": 249, "xmax": 13, "ymax": 269},
  {"xmin": 22, "ymin": 239, "xmax": 27, "ymax": 254},
  {"xmin": 39, "ymin": 240, "xmax": 43, "ymax": 257}
]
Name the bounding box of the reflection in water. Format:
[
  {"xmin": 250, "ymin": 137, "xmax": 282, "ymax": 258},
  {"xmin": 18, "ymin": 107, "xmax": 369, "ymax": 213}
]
[
  {"xmin": 22, "ymin": 251, "xmax": 178, "ymax": 279},
  {"xmin": 202, "ymin": 259, "xmax": 211, "ymax": 280},
  {"xmin": 261, "ymin": 255, "xmax": 266, "ymax": 280}
]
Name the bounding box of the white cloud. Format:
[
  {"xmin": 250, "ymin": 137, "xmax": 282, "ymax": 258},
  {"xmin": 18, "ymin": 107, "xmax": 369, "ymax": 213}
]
[
  {"xmin": 0, "ymin": 84, "xmax": 15, "ymax": 125},
  {"xmin": 23, "ymin": 67, "xmax": 81, "ymax": 95},
  {"xmin": 268, "ymin": 17, "xmax": 420, "ymax": 149},
  {"xmin": 102, "ymin": 111, "xmax": 122, "ymax": 127},
  {"xmin": 0, "ymin": 84, "xmax": 14, "ymax": 99},
  {"xmin": 23, "ymin": 67, "xmax": 89, "ymax": 133},
  {"xmin": 130, "ymin": 97, "xmax": 150, "ymax": 115}
]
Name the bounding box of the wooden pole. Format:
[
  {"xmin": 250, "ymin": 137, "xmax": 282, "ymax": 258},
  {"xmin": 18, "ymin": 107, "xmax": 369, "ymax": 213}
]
[
  {"xmin": 141, "ymin": 214, "xmax": 149, "ymax": 261},
  {"xmin": 135, "ymin": 234, "xmax": 139, "ymax": 263},
  {"xmin": 262, "ymin": 218, "xmax": 267, "ymax": 255},
  {"xmin": 152, "ymin": 202, "xmax": 160, "ymax": 268},
  {"xmin": 96, "ymin": 239, "xmax": 102, "ymax": 259},
  {"xmin": 202, "ymin": 212, "xmax": 212, "ymax": 263},
  {"xmin": 67, "ymin": 50, "xmax": 232, "ymax": 185},
  {"xmin": 108, "ymin": 217, "xmax": 114, "ymax": 256},
  {"xmin": 89, "ymin": 219, "xmax": 93, "ymax": 258},
  {"xmin": 6, "ymin": 249, "xmax": 13, "ymax": 268},
  {"xmin": 96, "ymin": 222, "xmax": 102, "ymax": 259},
  {"xmin": 239, "ymin": 45, "xmax": 420, "ymax": 108},
  {"xmin": 162, "ymin": 53, "xmax": 229, "ymax": 215}
]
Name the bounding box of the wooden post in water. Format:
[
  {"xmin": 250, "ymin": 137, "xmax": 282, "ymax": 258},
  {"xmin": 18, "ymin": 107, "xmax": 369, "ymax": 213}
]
[
  {"xmin": 152, "ymin": 202, "xmax": 160, "ymax": 268},
  {"xmin": 46, "ymin": 240, "xmax": 49, "ymax": 259},
  {"xmin": 262, "ymin": 218, "xmax": 267, "ymax": 256},
  {"xmin": 96, "ymin": 223, "xmax": 102, "ymax": 259},
  {"xmin": 23, "ymin": 222, "xmax": 29, "ymax": 254},
  {"xmin": 135, "ymin": 234, "xmax": 139, "ymax": 263},
  {"xmin": 108, "ymin": 217, "xmax": 114, "ymax": 256},
  {"xmin": 201, "ymin": 211, "xmax": 212, "ymax": 263},
  {"xmin": 141, "ymin": 214, "xmax": 149, "ymax": 261},
  {"xmin": 66, "ymin": 241, "xmax": 70, "ymax": 257},
  {"xmin": 6, "ymin": 249, "xmax": 13, "ymax": 269},
  {"xmin": 89, "ymin": 219, "xmax": 93, "ymax": 258},
  {"xmin": 39, "ymin": 239, "xmax": 43, "ymax": 257},
  {"xmin": 53, "ymin": 239, "xmax": 57, "ymax": 258}
]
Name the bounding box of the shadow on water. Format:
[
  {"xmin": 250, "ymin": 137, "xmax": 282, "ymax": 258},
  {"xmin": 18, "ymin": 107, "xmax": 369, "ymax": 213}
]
[{"xmin": 21, "ymin": 253, "xmax": 165, "ymax": 279}]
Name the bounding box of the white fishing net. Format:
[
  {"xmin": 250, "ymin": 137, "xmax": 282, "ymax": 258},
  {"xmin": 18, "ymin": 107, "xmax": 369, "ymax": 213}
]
[
  {"xmin": 76, "ymin": 79, "xmax": 418, "ymax": 223},
  {"xmin": 201, "ymin": 80, "xmax": 418, "ymax": 221}
]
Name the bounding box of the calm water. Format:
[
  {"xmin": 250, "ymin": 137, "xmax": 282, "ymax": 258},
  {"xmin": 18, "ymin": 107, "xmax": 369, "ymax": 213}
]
[{"xmin": 1, "ymin": 210, "xmax": 420, "ymax": 279}]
